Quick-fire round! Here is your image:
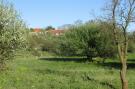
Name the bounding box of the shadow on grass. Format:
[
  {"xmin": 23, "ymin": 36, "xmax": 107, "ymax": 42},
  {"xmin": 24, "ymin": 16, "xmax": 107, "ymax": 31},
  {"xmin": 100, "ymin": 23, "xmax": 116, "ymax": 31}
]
[
  {"xmin": 39, "ymin": 57, "xmax": 88, "ymax": 63},
  {"xmin": 127, "ymin": 59, "xmax": 135, "ymax": 62},
  {"xmin": 39, "ymin": 57, "xmax": 135, "ymax": 69},
  {"xmin": 99, "ymin": 62, "xmax": 135, "ymax": 69}
]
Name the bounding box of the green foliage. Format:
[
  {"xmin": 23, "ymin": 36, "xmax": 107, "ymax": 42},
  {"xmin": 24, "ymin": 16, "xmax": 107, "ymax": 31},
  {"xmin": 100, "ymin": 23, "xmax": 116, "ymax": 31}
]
[
  {"xmin": 128, "ymin": 40, "xmax": 135, "ymax": 53},
  {"xmin": 27, "ymin": 21, "xmax": 118, "ymax": 61},
  {"xmin": 58, "ymin": 21, "xmax": 117, "ymax": 61},
  {"xmin": 0, "ymin": 0, "xmax": 26, "ymax": 68},
  {"xmin": 45, "ymin": 26, "xmax": 55, "ymax": 30},
  {"xmin": 128, "ymin": 32, "xmax": 135, "ymax": 53},
  {"xmin": 96, "ymin": 22, "xmax": 117, "ymax": 58},
  {"xmin": 27, "ymin": 32, "xmax": 59, "ymax": 56},
  {"xmin": 58, "ymin": 23, "xmax": 99, "ymax": 58}
]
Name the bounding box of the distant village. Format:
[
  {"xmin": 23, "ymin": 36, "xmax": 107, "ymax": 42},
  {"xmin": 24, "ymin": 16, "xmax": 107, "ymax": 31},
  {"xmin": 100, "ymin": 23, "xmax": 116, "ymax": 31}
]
[{"xmin": 29, "ymin": 26, "xmax": 65, "ymax": 36}]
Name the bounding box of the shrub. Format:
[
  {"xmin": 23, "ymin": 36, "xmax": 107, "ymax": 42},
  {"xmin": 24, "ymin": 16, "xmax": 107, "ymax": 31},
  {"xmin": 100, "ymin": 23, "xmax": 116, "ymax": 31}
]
[
  {"xmin": 58, "ymin": 21, "xmax": 117, "ymax": 61},
  {"xmin": 0, "ymin": 0, "xmax": 26, "ymax": 68},
  {"xmin": 27, "ymin": 32, "xmax": 59, "ymax": 56}
]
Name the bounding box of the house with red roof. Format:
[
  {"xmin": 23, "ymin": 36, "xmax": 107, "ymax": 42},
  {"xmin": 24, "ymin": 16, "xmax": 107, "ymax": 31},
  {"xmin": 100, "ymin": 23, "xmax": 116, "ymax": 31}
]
[
  {"xmin": 29, "ymin": 27, "xmax": 65, "ymax": 36},
  {"xmin": 34, "ymin": 28, "xmax": 41, "ymax": 32}
]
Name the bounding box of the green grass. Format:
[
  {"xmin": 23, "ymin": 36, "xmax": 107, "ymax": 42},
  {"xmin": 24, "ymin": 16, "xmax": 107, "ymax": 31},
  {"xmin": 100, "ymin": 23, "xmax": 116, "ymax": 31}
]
[{"xmin": 0, "ymin": 52, "xmax": 134, "ymax": 89}]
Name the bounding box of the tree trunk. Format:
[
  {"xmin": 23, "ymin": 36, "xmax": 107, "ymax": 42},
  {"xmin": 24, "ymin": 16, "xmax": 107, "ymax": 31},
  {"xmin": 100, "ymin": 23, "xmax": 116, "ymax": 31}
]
[
  {"xmin": 120, "ymin": 61, "xmax": 128, "ymax": 89},
  {"xmin": 118, "ymin": 45, "xmax": 128, "ymax": 89}
]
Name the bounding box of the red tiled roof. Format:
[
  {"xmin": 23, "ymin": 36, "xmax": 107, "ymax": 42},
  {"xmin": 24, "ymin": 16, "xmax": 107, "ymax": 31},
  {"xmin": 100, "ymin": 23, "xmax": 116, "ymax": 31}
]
[{"xmin": 34, "ymin": 28, "xmax": 41, "ymax": 32}]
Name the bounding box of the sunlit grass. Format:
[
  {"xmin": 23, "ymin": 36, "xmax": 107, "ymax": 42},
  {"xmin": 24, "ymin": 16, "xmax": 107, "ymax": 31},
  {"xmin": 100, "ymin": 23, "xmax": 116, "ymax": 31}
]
[{"xmin": 0, "ymin": 52, "xmax": 134, "ymax": 89}]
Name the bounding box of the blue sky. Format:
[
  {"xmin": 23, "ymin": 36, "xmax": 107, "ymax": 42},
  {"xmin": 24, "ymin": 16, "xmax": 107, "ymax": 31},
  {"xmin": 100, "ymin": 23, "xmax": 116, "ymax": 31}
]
[{"xmin": 12, "ymin": 0, "xmax": 105, "ymax": 28}]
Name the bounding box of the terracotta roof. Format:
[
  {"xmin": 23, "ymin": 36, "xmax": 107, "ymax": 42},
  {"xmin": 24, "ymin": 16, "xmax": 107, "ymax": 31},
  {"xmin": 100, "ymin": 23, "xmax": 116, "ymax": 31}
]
[{"xmin": 33, "ymin": 28, "xmax": 41, "ymax": 32}]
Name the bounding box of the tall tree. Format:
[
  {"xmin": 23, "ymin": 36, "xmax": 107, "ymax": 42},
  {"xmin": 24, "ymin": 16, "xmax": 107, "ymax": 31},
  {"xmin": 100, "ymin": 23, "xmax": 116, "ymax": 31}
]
[{"xmin": 106, "ymin": 0, "xmax": 135, "ymax": 89}]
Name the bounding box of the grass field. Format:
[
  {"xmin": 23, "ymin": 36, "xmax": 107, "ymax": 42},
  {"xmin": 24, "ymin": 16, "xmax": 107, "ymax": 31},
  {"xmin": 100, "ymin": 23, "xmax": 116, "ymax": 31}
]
[{"xmin": 0, "ymin": 52, "xmax": 134, "ymax": 89}]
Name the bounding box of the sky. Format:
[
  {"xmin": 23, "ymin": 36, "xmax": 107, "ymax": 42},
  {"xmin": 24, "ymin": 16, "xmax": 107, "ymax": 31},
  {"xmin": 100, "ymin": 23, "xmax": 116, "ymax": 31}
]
[{"xmin": 11, "ymin": 0, "xmax": 105, "ymax": 28}]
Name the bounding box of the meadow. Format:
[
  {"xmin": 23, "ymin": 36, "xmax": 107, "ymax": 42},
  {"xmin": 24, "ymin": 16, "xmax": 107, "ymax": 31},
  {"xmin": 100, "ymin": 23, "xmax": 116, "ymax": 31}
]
[{"xmin": 0, "ymin": 51, "xmax": 134, "ymax": 89}]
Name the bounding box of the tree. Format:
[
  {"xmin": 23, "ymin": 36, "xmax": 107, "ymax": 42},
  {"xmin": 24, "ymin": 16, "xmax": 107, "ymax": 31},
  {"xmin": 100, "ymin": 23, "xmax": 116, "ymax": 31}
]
[
  {"xmin": 0, "ymin": 0, "xmax": 26, "ymax": 68},
  {"xmin": 45, "ymin": 26, "xmax": 55, "ymax": 30},
  {"xmin": 106, "ymin": 0, "xmax": 135, "ymax": 89},
  {"xmin": 58, "ymin": 21, "xmax": 116, "ymax": 61},
  {"xmin": 96, "ymin": 21, "xmax": 117, "ymax": 61}
]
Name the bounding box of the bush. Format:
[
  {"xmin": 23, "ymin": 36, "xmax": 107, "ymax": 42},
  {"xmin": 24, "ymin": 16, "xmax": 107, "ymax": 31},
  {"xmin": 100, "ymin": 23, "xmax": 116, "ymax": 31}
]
[
  {"xmin": 27, "ymin": 32, "xmax": 60, "ymax": 56},
  {"xmin": 0, "ymin": 0, "xmax": 26, "ymax": 68},
  {"xmin": 58, "ymin": 21, "xmax": 117, "ymax": 61}
]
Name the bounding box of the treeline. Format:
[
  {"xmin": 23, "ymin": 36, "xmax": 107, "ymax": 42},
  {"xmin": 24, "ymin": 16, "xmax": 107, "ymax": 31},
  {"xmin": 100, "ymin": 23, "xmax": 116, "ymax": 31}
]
[{"xmin": 27, "ymin": 20, "xmax": 135, "ymax": 61}]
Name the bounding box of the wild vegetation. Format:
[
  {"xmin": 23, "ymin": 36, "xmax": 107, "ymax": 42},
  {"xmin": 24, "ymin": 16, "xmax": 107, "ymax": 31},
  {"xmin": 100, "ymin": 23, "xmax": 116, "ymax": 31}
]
[
  {"xmin": 0, "ymin": 51, "xmax": 134, "ymax": 89},
  {"xmin": 0, "ymin": 0, "xmax": 135, "ymax": 89}
]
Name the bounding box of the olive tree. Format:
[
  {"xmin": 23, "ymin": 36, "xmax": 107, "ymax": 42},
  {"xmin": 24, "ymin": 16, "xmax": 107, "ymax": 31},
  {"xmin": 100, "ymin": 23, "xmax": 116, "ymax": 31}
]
[{"xmin": 0, "ymin": 0, "xmax": 26, "ymax": 68}]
